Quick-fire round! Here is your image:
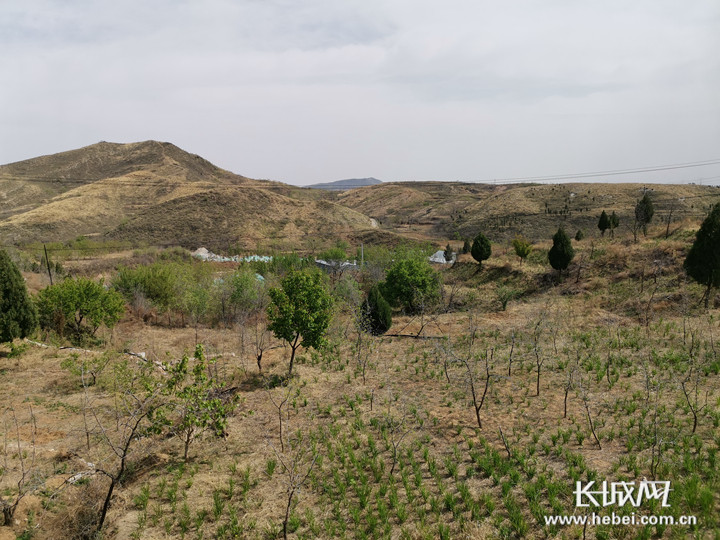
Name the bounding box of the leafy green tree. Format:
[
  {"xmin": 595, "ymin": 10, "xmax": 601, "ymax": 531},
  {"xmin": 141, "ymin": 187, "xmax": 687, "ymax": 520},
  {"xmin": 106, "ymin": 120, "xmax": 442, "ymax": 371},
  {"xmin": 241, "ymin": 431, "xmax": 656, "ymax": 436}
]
[
  {"xmin": 167, "ymin": 344, "xmax": 239, "ymax": 460},
  {"xmin": 684, "ymin": 203, "xmax": 720, "ymax": 308},
  {"xmin": 229, "ymin": 268, "xmax": 261, "ymax": 311},
  {"xmin": 175, "ymin": 263, "xmax": 215, "ymax": 343},
  {"xmin": 548, "ymin": 227, "xmax": 575, "ymax": 279},
  {"xmin": 267, "ymin": 270, "xmax": 333, "ymax": 376},
  {"xmin": 511, "ymin": 235, "xmax": 532, "ymax": 265},
  {"xmin": 471, "ymin": 232, "xmax": 492, "ymax": 267},
  {"xmin": 609, "ymin": 211, "xmax": 620, "ymax": 238},
  {"xmin": 318, "ymin": 246, "xmax": 346, "ymax": 262},
  {"xmin": 635, "ymin": 192, "xmax": 655, "ymax": 237},
  {"xmin": 380, "ymin": 259, "xmax": 441, "ymax": 314},
  {"xmin": 318, "ymin": 245, "xmax": 350, "ymax": 282},
  {"xmin": 443, "ymin": 243, "xmax": 454, "ymax": 263},
  {"xmin": 0, "ymin": 249, "xmax": 38, "ymax": 343},
  {"xmin": 361, "ymin": 284, "xmax": 392, "ymax": 336},
  {"xmin": 36, "ymin": 277, "xmax": 124, "ymax": 343},
  {"xmin": 597, "ymin": 210, "xmax": 610, "ymax": 237}
]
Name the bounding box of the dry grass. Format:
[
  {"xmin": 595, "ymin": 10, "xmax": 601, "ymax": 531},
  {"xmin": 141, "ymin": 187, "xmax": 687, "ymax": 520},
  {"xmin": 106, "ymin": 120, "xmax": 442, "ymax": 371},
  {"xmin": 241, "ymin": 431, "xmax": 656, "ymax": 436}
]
[{"xmin": 2, "ymin": 217, "xmax": 720, "ymax": 539}]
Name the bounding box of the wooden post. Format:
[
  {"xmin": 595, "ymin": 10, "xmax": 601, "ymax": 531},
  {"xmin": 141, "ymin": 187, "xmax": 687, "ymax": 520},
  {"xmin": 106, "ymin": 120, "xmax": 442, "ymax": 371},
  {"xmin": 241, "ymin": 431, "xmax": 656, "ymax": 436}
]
[{"xmin": 43, "ymin": 245, "xmax": 53, "ymax": 286}]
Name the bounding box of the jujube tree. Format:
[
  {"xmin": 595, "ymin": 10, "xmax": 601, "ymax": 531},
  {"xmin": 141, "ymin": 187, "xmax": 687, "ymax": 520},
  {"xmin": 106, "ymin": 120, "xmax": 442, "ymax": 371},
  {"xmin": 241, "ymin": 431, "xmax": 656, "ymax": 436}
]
[
  {"xmin": 36, "ymin": 277, "xmax": 124, "ymax": 343},
  {"xmin": 380, "ymin": 259, "xmax": 440, "ymax": 314},
  {"xmin": 267, "ymin": 270, "xmax": 333, "ymax": 376}
]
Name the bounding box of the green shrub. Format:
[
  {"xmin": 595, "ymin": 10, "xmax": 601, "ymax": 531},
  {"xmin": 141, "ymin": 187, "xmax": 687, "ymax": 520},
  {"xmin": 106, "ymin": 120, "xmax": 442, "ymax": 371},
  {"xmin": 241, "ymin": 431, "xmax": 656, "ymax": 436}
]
[{"xmin": 380, "ymin": 259, "xmax": 440, "ymax": 314}]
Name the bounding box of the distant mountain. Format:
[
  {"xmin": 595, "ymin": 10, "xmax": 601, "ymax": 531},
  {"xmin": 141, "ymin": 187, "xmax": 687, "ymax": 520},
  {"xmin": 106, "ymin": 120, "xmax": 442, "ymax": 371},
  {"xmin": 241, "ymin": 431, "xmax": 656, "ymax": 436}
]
[{"xmin": 307, "ymin": 177, "xmax": 382, "ymax": 191}]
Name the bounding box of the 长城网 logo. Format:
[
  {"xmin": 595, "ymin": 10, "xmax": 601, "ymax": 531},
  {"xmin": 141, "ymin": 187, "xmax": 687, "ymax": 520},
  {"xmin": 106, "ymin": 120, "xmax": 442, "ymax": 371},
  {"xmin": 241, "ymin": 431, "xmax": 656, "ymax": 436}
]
[{"xmin": 574, "ymin": 480, "xmax": 671, "ymax": 508}]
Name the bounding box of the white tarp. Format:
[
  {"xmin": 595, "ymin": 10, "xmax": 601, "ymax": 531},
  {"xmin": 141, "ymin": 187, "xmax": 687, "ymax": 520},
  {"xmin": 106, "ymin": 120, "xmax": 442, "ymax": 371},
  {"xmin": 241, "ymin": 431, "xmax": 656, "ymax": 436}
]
[
  {"xmin": 429, "ymin": 250, "xmax": 456, "ymax": 264},
  {"xmin": 191, "ymin": 248, "xmax": 272, "ymax": 263}
]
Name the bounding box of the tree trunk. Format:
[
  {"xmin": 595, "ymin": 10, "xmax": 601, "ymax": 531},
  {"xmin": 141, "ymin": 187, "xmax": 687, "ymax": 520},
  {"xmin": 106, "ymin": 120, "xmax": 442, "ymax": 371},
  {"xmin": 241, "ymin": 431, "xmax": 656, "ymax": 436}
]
[
  {"xmin": 184, "ymin": 428, "xmax": 194, "ymax": 461},
  {"xmin": 97, "ymin": 478, "xmax": 116, "ymax": 534},
  {"xmin": 705, "ymin": 282, "xmax": 712, "ymax": 309},
  {"xmin": 283, "ymin": 489, "xmax": 295, "ymax": 540},
  {"xmin": 288, "ymin": 334, "xmax": 300, "ymax": 377},
  {"xmin": 585, "ymin": 403, "xmax": 602, "ymax": 450}
]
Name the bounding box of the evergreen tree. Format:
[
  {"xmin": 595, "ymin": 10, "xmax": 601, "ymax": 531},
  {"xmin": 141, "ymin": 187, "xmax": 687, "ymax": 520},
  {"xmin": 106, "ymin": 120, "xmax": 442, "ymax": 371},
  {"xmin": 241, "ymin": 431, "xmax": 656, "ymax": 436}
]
[
  {"xmin": 443, "ymin": 243, "xmax": 454, "ymax": 263},
  {"xmin": 462, "ymin": 239, "xmax": 471, "ymax": 254},
  {"xmin": 575, "ymin": 229, "xmax": 585, "ymax": 241},
  {"xmin": 361, "ymin": 284, "xmax": 392, "ymax": 336},
  {"xmin": 471, "ymin": 232, "xmax": 492, "ymax": 267},
  {"xmin": 684, "ymin": 203, "xmax": 720, "ymax": 308},
  {"xmin": 597, "ymin": 210, "xmax": 610, "ymax": 237},
  {"xmin": 0, "ymin": 250, "xmax": 38, "ymax": 343},
  {"xmin": 609, "ymin": 211, "xmax": 620, "ymax": 238},
  {"xmin": 635, "ymin": 193, "xmax": 655, "ymax": 237},
  {"xmin": 548, "ymin": 227, "xmax": 575, "ymax": 279}
]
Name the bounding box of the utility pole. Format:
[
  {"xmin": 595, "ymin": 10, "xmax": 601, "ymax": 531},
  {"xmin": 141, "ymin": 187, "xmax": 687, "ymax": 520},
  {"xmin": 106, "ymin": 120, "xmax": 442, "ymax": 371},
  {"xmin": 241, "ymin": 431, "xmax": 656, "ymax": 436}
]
[{"xmin": 43, "ymin": 244, "xmax": 53, "ymax": 285}]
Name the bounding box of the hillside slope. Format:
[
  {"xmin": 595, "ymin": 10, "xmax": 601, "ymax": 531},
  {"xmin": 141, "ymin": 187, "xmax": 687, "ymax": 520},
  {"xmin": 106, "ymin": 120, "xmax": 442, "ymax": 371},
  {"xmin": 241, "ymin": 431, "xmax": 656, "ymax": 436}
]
[
  {"xmin": 338, "ymin": 181, "xmax": 720, "ymax": 242},
  {"xmin": 5, "ymin": 141, "xmax": 719, "ymax": 250},
  {"xmin": 103, "ymin": 187, "xmax": 383, "ymax": 251},
  {"xmin": 0, "ymin": 141, "xmax": 386, "ymax": 250}
]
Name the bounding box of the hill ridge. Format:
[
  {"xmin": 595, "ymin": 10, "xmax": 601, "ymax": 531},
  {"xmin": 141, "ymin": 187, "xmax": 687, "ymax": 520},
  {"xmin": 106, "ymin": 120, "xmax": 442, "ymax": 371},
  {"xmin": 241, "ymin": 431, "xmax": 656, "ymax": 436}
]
[{"xmin": 0, "ymin": 141, "xmax": 397, "ymax": 251}]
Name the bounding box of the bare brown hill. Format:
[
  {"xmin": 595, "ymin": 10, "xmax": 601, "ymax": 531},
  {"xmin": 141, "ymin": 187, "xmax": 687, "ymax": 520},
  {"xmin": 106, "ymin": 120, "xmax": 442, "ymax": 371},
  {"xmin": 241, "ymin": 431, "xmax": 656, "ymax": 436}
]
[
  {"xmin": 0, "ymin": 141, "xmax": 237, "ymax": 220},
  {"xmin": 4, "ymin": 141, "xmax": 720, "ymax": 251},
  {"xmin": 102, "ymin": 187, "xmax": 388, "ymax": 252},
  {"xmin": 0, "ymin": 141, "xmax": 388, "ymax": 250},
  {"xmin": 337, "ymin": 181, "xmax": 720, "ymax": 243}
]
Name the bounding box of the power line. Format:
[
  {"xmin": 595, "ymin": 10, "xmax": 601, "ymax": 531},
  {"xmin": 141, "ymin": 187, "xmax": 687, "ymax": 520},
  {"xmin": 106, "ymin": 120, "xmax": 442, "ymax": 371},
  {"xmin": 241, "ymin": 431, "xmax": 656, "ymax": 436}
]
[
  {"xmin": 482, "ymin": 158, "xmax": 720, "ymax": 184},
  {"xmin": 2, "ymin": 158, "xmax": 720, "ymax": 188}
]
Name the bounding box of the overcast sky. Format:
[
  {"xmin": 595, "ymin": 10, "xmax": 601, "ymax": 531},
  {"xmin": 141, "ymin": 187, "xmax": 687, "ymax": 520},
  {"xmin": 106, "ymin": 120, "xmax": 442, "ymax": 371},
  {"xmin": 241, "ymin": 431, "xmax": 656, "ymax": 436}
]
[{"xmin": 1, "ymin": 0, "xmax": 719, "ymax": 186}]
